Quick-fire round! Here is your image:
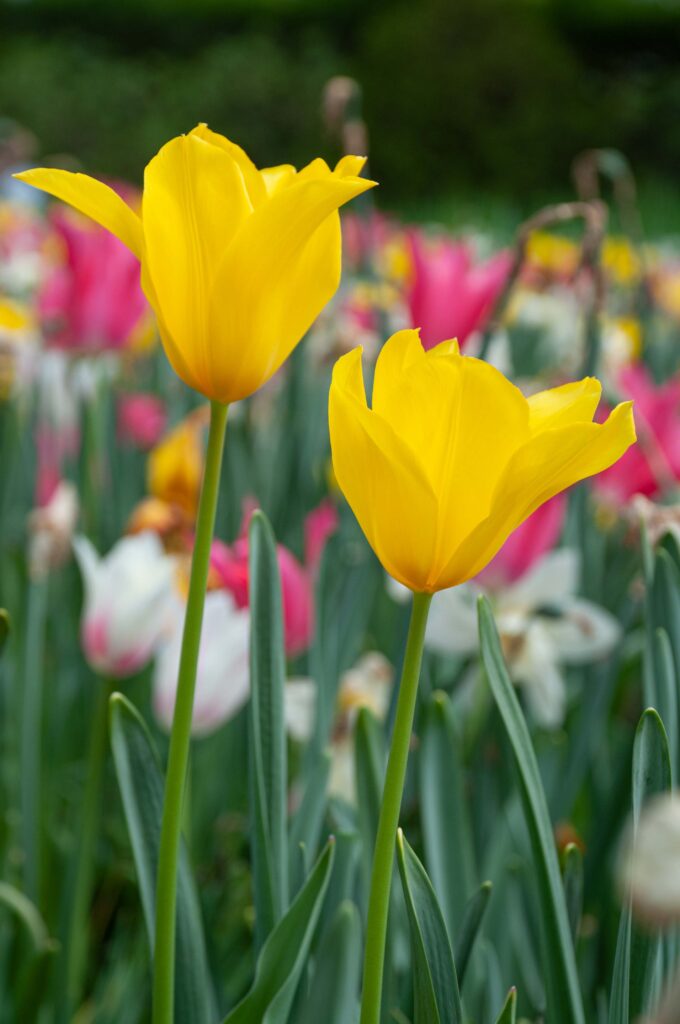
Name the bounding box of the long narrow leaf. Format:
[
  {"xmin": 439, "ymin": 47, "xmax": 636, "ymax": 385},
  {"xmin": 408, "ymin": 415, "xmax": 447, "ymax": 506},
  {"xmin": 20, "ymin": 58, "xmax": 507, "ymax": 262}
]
[
  {"xmin": 477, "ymin": 596, "xmax": 584, "ymax": 1024},
  {"xmin": 454, "ymin": 880, "xmax": 492, "ymax": 990},
  {"xmin": 396, "ymin": 829, "xmax": 463, "ymax": 1024},
  {"xmin": 248, "ymin": 511, "xmax": 289, "ymax": 945},
  {"xmin": 298, "ymin": 900, "xmax": 362, "ymax": 1024},
  {"xmin": 419, "ymin": 691, "xmax": 476, "ymax": 941},
  {"xmin": 109, "ymin": 692, "xmax": 216, "ymax": 1024},
  {"xmin": 495, "ymin": 987, "xmax": 517, "ymax": 1024},
  {"xmin": 223, "ymin": 840, "xmax": 335, "ymax": 1024}
]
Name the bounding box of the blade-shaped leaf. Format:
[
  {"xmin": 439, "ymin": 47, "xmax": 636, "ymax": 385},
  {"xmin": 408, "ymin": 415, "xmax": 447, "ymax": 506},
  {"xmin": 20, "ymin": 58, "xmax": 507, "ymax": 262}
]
[
  {"xmin": 298, "ymin": 900, "xmax": 362, "ymax": 1024},
  {"xmin": 223, "ymin": 839, "xmax": 335, "ymax": 1024},
  {"xmin": 628, "ymin": 708, "xmax": 672, "ymax": 1019},
  {"xmin": 454, "ymin": 880, "xmax": 492, "ymax": 990},
  {"xmin": 288, "ymin": 750, "xmax": 331, "ymax": 897},
  {"xmin": 396, "ymin": 829, "xmax": 463, "ymax": 1024},
  {"xmin": 561, "ymin": 844, "xmax": 583, "ymax": 945},
  {"xmin": 249, "ymin": 511, "xmax": 289, "ymax": 946},
  {"xmin": 495, "ymin": 987, "xmax": 517, "ymax": 1024},
  {"xmin": 108, "ymin": 692, "xmax": 216, "ymax": 1024},
  {"xmin": 0, "ymin": 608, "xmax": 9, "ymax": 655},
  {"xmin": 477, "ymin": 596, "xmax": 585, "ymax": 1024},
  {"xmin": 355, "ymin": 706, "xmax": 386, "ymax": 907},
  {"xmin": 419, "ymin": 691, "xmax": 476, "ymax": 941}
]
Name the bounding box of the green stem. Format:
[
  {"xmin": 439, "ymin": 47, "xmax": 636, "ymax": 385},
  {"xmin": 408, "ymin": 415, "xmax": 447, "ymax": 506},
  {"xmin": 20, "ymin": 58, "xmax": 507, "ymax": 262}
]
[
  {"xmin": 62, "ymin": 676, "xmax": 114, "ymax": 1018},
  {"xmin": 20, "ymin": 575, "xmax": 49, "ymax": 901},
  {"xmin": 359, "ymin": 591, "xmax": 432, "ymax": 1024},
  {"xmin": 152, "ymin": 400, "xmax": 228, "ymax": 1024}
]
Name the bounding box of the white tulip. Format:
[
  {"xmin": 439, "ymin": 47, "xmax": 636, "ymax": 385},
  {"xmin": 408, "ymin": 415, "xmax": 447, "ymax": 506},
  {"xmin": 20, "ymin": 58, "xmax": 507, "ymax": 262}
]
[
  {"xmin": 620, "ymin": 794, "xmax": 680, "ymax": 929},
  {"xmin": 74, "ymin": 531, "xmax": 176, "ymax": 679},
  {"xmin": 153, "ymin": 590, "xmax": 250, "ymax": 738}
]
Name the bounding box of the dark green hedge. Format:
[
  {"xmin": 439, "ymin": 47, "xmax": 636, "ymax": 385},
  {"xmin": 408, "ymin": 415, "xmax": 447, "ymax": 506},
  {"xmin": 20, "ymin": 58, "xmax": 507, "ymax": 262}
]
[{"xmin": 1, "ymin": 0, "xmax": 679, "ymax": 201}]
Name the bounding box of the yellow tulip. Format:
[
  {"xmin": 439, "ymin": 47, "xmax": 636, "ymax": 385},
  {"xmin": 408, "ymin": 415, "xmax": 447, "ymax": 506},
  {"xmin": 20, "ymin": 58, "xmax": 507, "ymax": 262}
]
[
  {"xmin": 329, "ymin": 329, "xmax": 636, "ymax": 593},
  {"xmin": 14, "ymin": 124, "xmax": 376, "ymax": 403},
  {"xmin": 147, "ymin": 411, "xmax": 207, "ymax": 519}
]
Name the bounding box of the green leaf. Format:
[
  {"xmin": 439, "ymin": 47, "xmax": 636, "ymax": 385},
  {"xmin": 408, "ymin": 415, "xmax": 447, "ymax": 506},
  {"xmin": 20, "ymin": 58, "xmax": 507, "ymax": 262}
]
[
  {"xmin": 477, "ymin": 596, "xmax": 585, "ymax": 1024},
  {"xmin": 288, "ymin": 750, "xmax": 331, "ymax": 897},
  {"xmin": 298, "ymin": 900, "xmax": 362, "ymax": 1024},
  {"xmin": 248, "ymin": 510, "xmax": 289, "ymax": 946},
  {"xmin": 419, "ymin": 691, "xmax": 476, "ymax": 941},
  {"xmin": 628, "ymin": 708, "xmax": 672, "ymax": 1019},
  {"xmin": 0, "ymin": 881, "xmax": 58, "ymax": 1024},
  {"xmin": 649, "ymin": 631, "xmax": 677, "ymax": 783},
  {"xmin": 561, "ymin": 844, "xmax": 583, "ymax": 945},
  {"xmin": 494, "ymin": 987, "xmax": 517, "ymax": 1024},
  {"xmin": 355, "ymin": 705, "xmax": 385, "ymax": 907},
  {"xmin": 454, "ymin": 880, "xmax": 492, "ymax": 990},
  {"xmin": 632, "ymin": 708, "xmax": 672, "ymax": 826},
  {"xmin": 109, "ymin": 692, "xmax": 216, "ymax": 1024},
  {"xmin": 0, "ymin": 607, "xmax": 9, "ymax": 654},
  {"xmin": 396, "ymin": 829, "xmax": 463, "ymax": 1024},
  {"xmin": 224, "ymin": 839, "xmax": 335, "ymax": 1024}
]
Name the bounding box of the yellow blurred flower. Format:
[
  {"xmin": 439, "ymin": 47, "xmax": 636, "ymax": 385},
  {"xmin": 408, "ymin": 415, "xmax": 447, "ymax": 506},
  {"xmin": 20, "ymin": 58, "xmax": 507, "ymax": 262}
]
[
  {"xmin": 15, "ymin": 124, "xmax": 376, "ymax": 404},
  {"xmin": 526, "ymin": 231, "xmax": 579, "ymax": 277},
  {"xmin": 602, "ymin": 237, "xmax": 641, "ymax": 285},
  {"xmin": 147, "ymin": 410, "xmax": 208, "ymax": 520},
  {"xmin": 329, "ymin": 329, "xmax": 636, "ymax": 593}
]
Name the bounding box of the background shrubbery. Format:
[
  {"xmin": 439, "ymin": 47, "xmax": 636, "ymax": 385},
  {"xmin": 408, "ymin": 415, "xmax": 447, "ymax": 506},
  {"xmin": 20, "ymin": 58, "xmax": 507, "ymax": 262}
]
[{"xmin": 1, "ymin": 0, "xmax": 680, "ymax": 203}]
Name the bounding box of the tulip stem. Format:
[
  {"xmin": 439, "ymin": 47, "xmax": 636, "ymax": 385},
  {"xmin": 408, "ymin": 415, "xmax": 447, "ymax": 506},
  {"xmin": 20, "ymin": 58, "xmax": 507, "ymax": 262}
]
[
  {"xmin": 359, "ymin": 590, "xmax": 432, "ymax": 1024},
  {"xmin": 152, "ymin": 399, "xmax": 228, "ymax": 1024}
]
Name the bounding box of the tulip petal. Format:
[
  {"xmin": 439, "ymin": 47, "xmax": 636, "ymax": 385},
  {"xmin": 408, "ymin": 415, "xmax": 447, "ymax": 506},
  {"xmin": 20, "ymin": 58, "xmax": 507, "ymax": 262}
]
[
  {"xmin": 189, "ymin": 123, "xmax": 267, "ymax": 206},
  {"xmin": 436, "ymin": 401, "xmax": 636, "ymax": 588},
  {"xmin": 142, "ymin": 133, "xmax": 253, "ymax": 395},
  {"xmin": 209, "ymin": 172, "xmax": 376, "ymax": 402},
  {"xmin": 261, "ymin": 165, "xmax": 297, "ymax": 195},
  {"xmin": 528, "ymin": 378, "xmax": 602, "ymax": 431},
  {"xmin": 330, "ymin": 348, "xmax": 438, "ymax": 591},
  {"xmin": 334, "ymin": 155, "xmax": 368, "ymax": 177},
  {"xmin": 13, "ymin": 168, "xmax": 143, "ymax": 259},
  {"xmin": 372, "ymin": 329, "xmax": 425, "ymax": 413}
]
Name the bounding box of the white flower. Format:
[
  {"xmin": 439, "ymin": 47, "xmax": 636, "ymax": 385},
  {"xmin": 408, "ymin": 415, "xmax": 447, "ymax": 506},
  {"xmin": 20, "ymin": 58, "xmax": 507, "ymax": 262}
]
[
  {"xmin": 620, "ymin": 794, "xmax": 680, "ymax": 929},
  {"xmin": 74, "ymin": 531, "xmax": 176, "ymax": 679},
  {"xmin": 425, "ymin": 549, "xmax": 621, "ymax": 729},
  {"xmin": 153, "ymin": 590, "xmax": 250, "ymax": 738},
  {"xmin": 28, "ymin": 480, "xmax": 79, "ymax": 579},
  {"xmin": 285, "ymin": 651, "xmax": 394, "ymax": 803}
]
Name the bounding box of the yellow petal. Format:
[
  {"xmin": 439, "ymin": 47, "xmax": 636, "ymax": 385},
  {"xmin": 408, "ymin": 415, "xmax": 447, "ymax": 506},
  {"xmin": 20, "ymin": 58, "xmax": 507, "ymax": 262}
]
[
  {"xmin": 334, "ymin": 155, "xmax": 368, "ymax": 177},
  {"xmin": 13, "ymin": 168, "xmax": 143, "ymax": 259},
  {"xmin": 261, "ymin": 165, "xmax": 297, "ymax": 195},
  {"xmin": 189, "ymin": 123, "xmax": 266, "ymax": 206},
  {"xmin": 435, "ymin": 401, "xmax": 636, "ymax": 588},
  {"xmin": 142, "ymin": 133, "xmax": 253, "ymax": 397},
  {"xmin": 528, "ymin": 377, "xmax": 602, "ymax": 432},
  {"xmin": 207, "ymin": 172, "xmax": 376, "ymax": 402},
  {"xmin": 329, "ymin": 348, "xmax": 438, "ymax": 590},
  {"xmin": 372, "ymin": 329, "xmax": 425, "ymax": 414}
]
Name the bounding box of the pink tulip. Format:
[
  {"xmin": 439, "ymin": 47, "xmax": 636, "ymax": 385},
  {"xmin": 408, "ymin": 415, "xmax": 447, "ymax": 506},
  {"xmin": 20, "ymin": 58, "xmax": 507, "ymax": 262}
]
[
  {"xmin": 304, "ymin": 499, "xmax": 339, "ymax": 571},
  {"xmin": 118, "ymin": 393, "xmax": 167, "ymax": 451},
  {"xmin": 39, "ymin": 199, "xmax": 149, "ymax": 352},
  {"xmin": 406, "ymin": 230, "xmax": 511, "ymax": 350},
  {"xmin": 211, "ymin": 529, "xmax": 314, "ymax": 659},
  {"xmin": 478, "ymin": 494, "xmax": 566, "ymax": 589},
  {"xmin": 597, "ymin": 366, "xmax": 679, "ymax": 501}
]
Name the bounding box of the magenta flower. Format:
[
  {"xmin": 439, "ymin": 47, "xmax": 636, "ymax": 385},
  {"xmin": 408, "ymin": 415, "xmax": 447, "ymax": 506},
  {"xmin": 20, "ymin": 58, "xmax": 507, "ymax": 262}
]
[
  {"xmin": 406, "ymin": 229, "xmax": 512, "ymax": 350},
  {"xmin": 477, "ymin": 494, "xmax": 567, "ymax": 589},
  {"xmin": 597, "ymin": 366, "xmax": 680, "ymax": 501},
  {"xmin": 39, "ymin": 201, "xmax": 149, "ymax": 352},
  {"xmin": 118, "ymin": 393, "xmax": 167, "ymax": 451}
]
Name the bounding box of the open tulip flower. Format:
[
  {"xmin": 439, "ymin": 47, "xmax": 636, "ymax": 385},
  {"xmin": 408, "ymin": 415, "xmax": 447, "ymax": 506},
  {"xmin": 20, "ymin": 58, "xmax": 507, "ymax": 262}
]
[
  {"xmin": 74, "ymin": 531, "xmax": 176, "ymax": 679},
  {"xmin": 330, "ymin": 328, "xmax": 636, "ymax": 593},
  {"xmin": 15, "ymin": 124, "xmax": 376, "ymax": 403}
]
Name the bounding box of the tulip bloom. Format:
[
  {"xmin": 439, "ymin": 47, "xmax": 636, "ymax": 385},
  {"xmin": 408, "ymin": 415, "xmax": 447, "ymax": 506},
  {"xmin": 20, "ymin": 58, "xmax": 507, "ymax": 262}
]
[
  {"xmin": 597, "ymin": 365, "xmax": 680, "ymax": 501},
  {"xmin": 118, "ymin": 393, "xmax": 167, "ymax": 451},
  {"xmin": 147, "ymin": 411, "xmax": 207, "ymax": 520},
  {"xmin": 153, "ymin": 590, "xmax": 249, "ymax": 737},
  {"xmin": 406, "ymin": 231, "xmax": 511, "ymax": 349},
  {"xmin": 329, "ymin": 329, "xmax": 636, "ymax": 593},
  {"xmin": 39, "ymin": 205, "xmax": 151, "ymax": 352},
  {"xmin": 15, "ymin": 125, "xmax": 376, "ymax": 403},
  {"xmin": 74, "ymin": 532, "xmax": 176, "ymax": 678}
]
